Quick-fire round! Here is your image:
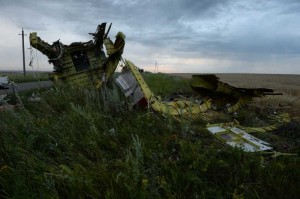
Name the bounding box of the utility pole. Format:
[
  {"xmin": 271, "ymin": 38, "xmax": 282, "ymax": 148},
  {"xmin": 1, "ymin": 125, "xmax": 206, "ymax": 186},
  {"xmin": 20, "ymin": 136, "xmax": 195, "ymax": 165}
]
[
  {"xmin": 154, "ymin": 61, "xmax": 158, "ymax": 73},
  {"xmin": 19, "ymin": 28, "xmax": 26, "ymax": 76}
]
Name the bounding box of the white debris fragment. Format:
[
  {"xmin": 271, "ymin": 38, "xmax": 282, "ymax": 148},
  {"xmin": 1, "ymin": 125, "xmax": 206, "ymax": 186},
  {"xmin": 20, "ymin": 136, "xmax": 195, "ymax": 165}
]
[
  {"xmin": 207, "ymin": 125, "xmax": 273, "ymax": 152},
  {"xmin": 28, "ymin": 93, "xmax": 41, "ymax": 102},
  {"xmin": 0, "ymin": 76, "xmax": 9, "ymax": 89}
]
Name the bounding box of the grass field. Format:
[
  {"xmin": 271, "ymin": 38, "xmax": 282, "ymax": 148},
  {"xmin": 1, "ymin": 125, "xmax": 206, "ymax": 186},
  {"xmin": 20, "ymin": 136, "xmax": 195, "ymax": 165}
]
[
  {"xmin": 0, "ymin": 71, "xmax": 49, "ymax": 83},
  {"xmin": 0, "ymin": 72, "xmax": 299, "ymax": 198}
]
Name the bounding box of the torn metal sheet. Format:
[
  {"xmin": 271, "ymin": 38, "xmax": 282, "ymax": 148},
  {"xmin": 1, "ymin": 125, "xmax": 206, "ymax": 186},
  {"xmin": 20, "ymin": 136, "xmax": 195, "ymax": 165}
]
[
  {"xmin": 207, "ymin": 124, "xmax": 273, "ymax": 152},
  {"xmin": 29, "ymin": 23, "xmax": 125, "ymax": 87},
  {"xmin": 205, "ymin": 113, "xmax": 291, "ymax": 152},
  {"xmin": 115, "ymin": 70, "xmax": 144, "ymax": 105},
  {"xmin": 29, "ymin": 23, "xmax": 293, "ymax": 155},
  {"xmin": 121, "ymin": 60, "xmax": 211, "ymax": 119},
  {"xmin": 30, "ymin": 22, "xmax": 278, "ymax": 116},
  {"xmin": 191, "ymin": 74, "xmax": 281, "ymax": 113}
]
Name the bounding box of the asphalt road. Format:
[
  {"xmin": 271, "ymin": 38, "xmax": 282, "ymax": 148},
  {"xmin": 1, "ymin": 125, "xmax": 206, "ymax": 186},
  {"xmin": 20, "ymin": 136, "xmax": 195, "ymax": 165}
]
[{"xmin": 0, "ymin": 81, "xmax": 53, "ymax": 95}]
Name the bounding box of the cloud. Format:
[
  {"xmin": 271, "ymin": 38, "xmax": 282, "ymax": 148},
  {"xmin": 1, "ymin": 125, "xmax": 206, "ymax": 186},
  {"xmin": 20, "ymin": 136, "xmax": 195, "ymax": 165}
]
[{"xmin": 0, "ymin": 0, "xmax": 299, "ymax": 73}]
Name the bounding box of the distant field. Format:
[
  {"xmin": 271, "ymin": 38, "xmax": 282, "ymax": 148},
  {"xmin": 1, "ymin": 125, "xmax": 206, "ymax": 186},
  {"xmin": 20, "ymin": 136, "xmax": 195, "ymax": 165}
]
[
  {"xmin": 170, "ymin": 73, "xmax": 300, "ymax": 97},
  {"xmin": 0, "ymin": 71, "xmax": 50, "ymax": 83}
]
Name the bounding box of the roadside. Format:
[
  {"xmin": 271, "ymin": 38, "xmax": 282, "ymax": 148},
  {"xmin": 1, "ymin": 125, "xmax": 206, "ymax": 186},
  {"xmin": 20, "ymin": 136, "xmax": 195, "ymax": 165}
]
[{"xmin": 0, "ymin": 80, "xmax": 53, "ymax": 95}]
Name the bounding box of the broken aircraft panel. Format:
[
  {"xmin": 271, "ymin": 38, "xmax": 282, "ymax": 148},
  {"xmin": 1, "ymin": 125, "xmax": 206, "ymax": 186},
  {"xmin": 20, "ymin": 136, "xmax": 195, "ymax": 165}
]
[
  {"xmin": 115, "ymin": 69, "xmax": 145, "ymax": 105},
  {"xmin": 29, "ymin": 23, "xmax": 292, "ymax": 154},
  {"xmin": 205, "ymin": 113, "xmax": 290, "ymax": 152},
  {"xmin": 29, "ymin": 23, "xmax": 125, "ymax": 87},
  {"xmin": 206, "ymin": 124, "xmax": 273, "ymax": 152},
  {"xmin": 119, "ymin": 60, "xmax": 212, "ymax": 120},
  {"xmin": 190, "ymin": 74, "xmax": 281, "ymax": 113},
  {"xmin": 118, "ymin": 60, "xmax": 291, "ymax": 152}
]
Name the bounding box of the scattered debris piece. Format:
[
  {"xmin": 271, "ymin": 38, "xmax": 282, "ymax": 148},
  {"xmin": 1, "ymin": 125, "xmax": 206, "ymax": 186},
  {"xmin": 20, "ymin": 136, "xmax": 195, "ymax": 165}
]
[
  {"xmin": 30, "ymin": 23, "xmax": 125, "ymax": 87},
  {"xmin": 29, "ymin": 22, "xmax": 294, "ymax": 155},
  {"xmin": 190, "ymin": 74, "xmax": 282, "ymax": 113},
  {"xmin": 206, "ymin": 124, "xmax": 272, "ymax": 152},
  {"xmin": 115, "ymin": 69, "xmax": 144, "ymax": 105},
  {"xmin": 0, "ymin": 76, "xmax": 9, "ymax": 89},
  {"xmin": 28, "ymin": 92, "xmax": 41, "ymax": 102},
  {"xmin": 120, "ymin": 60, "xmax": 211, "ymax": 119}
]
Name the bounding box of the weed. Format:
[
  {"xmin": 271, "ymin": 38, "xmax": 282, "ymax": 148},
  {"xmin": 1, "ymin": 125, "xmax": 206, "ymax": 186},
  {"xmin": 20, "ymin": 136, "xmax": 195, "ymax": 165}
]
[{"xmin": 0, "ymin": 73, "xmax": 299, "ymax": 198}]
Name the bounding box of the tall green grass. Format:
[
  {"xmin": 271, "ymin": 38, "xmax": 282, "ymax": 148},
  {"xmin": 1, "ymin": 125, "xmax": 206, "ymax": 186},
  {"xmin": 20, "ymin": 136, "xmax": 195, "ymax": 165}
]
[
  {"xmin": 142, "ymin": 73, "xmax": 193, "ymax": 97},
  {"xmin": 0, "ymin": 73, "xmax": 299, "ymax": 198}
]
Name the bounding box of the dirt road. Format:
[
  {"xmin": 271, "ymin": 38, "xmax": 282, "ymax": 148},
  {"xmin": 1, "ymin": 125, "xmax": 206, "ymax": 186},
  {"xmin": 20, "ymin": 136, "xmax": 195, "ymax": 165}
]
[{"xmin": 0, "ymin": 81, "xmax": 53, "ymax": 95}]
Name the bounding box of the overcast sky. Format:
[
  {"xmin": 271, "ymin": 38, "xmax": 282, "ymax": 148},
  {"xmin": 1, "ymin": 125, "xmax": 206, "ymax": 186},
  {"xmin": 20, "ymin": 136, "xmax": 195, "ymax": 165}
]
[{"xmin": 0, "ymin": 0, "xmax": 299, "ymax": 74}]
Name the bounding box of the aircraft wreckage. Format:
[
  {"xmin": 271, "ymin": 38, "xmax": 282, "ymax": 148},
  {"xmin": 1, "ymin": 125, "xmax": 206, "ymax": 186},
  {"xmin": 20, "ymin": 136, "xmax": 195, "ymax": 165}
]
[{"xmin": 29, "ymin": 22, "xmax": 292, "ymax": 155}]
